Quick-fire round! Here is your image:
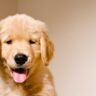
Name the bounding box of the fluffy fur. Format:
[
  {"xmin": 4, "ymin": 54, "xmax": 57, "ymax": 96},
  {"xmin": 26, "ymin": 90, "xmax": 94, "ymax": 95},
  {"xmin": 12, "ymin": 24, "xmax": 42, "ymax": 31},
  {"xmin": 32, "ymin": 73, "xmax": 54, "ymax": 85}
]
[{"xmin": 0, "ymin": 14, "xmax": 56, "ymax": 96}]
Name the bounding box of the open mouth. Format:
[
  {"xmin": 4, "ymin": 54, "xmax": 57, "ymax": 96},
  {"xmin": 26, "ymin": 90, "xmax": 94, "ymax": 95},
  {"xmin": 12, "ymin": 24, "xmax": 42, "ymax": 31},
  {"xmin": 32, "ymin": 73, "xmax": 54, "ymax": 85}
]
[{"xmin": 11, "ymin": 68, "xmax": 29, "ymax": 83}]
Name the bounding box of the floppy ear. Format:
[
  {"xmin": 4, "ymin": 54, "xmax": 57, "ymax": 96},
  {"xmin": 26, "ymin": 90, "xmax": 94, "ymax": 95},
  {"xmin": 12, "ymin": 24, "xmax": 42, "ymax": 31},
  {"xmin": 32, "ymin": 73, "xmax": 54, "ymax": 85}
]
[
  {"xmin": 0, "ymin": 23, "xmax": 2, "ymax": 60},
  {"xmin": 0, "ymin": 41, "xmax": 1, "ymax": 60},
  {"xmin": 40, "ymin": 32, "xmax": 54, "ymax": 65}
]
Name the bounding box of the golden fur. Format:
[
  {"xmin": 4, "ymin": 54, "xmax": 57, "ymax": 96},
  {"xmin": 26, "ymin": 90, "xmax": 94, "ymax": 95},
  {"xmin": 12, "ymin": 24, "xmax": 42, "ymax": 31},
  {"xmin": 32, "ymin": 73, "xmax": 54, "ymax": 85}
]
[{"xmin": 0, "ymin": 14, "xmax": 56, "ymax": 96}]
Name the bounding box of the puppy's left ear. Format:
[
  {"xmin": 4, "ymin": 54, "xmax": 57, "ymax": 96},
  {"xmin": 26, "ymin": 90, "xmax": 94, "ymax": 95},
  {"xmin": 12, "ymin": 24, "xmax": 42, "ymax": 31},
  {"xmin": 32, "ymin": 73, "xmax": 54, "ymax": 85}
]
[{"xmin": 40, "ymin": 32, "xmax": 54, "ymax": 66}]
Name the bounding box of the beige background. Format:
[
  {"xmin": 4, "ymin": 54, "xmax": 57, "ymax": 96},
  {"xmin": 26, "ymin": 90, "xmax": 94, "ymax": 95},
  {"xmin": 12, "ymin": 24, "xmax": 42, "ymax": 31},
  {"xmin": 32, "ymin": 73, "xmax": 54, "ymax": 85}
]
[
  {"xmin": 1, "ymin": 0, "xmax": 96, "ymax": 96},
  {"xmin": 0, "ymin": 0, "xmax": 17, "ymax": 19}
]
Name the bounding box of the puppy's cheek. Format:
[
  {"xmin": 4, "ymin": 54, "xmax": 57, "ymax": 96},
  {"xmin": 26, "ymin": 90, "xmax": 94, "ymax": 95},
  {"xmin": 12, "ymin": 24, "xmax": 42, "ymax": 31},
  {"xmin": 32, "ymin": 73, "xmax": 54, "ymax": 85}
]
[
  {"xmin": 34, "ymin": 50, "xmax": 41, "ymax": 58},
  {"xmin": 1, "ymin": 45, "xmax": 11, "ymax": 59},
  {"xmin": 27, "ymin": 47, "xmax": 40, "ymax": 61},
  {"xmin": 31, "ymin": 45, "xmax": 41, "ymax": 57},
  {"xmin": 6, "ymin": 52, "xmax": 16, "ymax": 67},
  {"xmin": 7, "ymin": 57, "xmax": 16, "ymax": 67},
  {"xmin": 1, "ymin": 48, "xmax": 6, "ymax": 59}
]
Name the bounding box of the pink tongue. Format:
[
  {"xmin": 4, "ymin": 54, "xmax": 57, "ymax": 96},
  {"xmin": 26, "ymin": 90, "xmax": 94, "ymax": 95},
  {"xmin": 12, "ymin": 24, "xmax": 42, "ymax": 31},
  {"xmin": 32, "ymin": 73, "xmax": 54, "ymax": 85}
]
[{"xmin": 12, "ymin": 72, "xmax": 27, "ymax": 83}]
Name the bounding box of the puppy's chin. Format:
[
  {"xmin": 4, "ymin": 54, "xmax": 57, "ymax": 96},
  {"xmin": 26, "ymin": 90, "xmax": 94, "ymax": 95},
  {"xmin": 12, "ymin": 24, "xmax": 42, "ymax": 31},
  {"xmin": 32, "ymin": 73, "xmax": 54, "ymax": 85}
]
[{"xmin": 11, "ymin": 68, "xmax": 29, "ymax": 83}]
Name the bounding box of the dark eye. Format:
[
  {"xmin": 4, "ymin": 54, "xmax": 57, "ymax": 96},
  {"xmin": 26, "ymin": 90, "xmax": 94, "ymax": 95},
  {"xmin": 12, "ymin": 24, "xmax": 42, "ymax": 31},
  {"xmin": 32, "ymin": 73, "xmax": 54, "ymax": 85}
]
[
  {"xmin": 29, "ymin": 40, "xmax": 36, "ymax": 44},
  {"xmin": 6, "ymin": 40, "xmax": 12, "ymax": 44}
]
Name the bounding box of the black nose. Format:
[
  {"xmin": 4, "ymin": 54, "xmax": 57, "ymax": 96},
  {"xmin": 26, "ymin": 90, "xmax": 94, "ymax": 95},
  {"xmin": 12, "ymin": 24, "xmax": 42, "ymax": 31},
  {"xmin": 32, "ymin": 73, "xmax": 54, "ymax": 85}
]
[{"xmin": 14, "ymin": 53, "xmax": 28, "ymax": 65}]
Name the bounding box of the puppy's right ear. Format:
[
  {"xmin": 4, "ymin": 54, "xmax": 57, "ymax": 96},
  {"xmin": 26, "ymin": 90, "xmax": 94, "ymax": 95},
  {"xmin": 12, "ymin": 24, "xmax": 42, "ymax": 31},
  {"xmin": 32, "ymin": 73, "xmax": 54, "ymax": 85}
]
[
  {"xmin": 33, "ymin": 20, "xmax": 54, "ymax": 65},
  {"xmin": 0, "ymin": 41, "xmax": 1, "ymax": 59},
  {"xmin": 0, "ymin": 23, "xmax": 2, "ymax": 59},
  {"xmin": 40, "ymin": 32, "xmax": 54, "ymax": 66}
]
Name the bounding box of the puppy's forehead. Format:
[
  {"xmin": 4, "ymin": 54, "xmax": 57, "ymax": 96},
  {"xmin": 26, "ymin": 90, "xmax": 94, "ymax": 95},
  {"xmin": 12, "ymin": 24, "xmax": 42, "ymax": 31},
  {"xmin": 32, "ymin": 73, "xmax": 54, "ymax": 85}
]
[
  {"xmin": 1, "ymin": 29, "xmax": 41, "ymax": 41},
  {"xmin": 0, "ymin": 16, "xmax": 47, "ymax": 40}
]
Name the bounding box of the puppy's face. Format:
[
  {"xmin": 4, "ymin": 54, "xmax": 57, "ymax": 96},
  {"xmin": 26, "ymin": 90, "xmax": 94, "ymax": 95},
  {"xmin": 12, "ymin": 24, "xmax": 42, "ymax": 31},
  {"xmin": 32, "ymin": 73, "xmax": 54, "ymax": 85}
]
[
  {"xmin": 0, "ymin": 15, "xmax": 54, "ymax": 83},
  {"xmin": 0, "ymin": 27, "xmax": 41, "ymax": 83}
]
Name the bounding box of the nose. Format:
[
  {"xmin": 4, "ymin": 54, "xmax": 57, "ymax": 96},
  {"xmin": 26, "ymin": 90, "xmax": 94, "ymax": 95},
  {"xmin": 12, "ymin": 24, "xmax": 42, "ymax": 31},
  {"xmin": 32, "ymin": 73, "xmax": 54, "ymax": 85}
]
[{"xmin": 14, "ymin": 53, "xmax": 28, "ymax": 65}]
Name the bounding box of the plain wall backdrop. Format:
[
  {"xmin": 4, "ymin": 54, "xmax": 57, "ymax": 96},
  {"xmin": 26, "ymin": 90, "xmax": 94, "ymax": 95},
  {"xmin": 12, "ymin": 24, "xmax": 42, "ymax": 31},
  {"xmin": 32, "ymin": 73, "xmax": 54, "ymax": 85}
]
[
  {"xmin": 0, "ymin": 0, "xmax": 17, "ymax": 19},
  {"xmin": 1, "ymin": 0, "xmax": 96, "ymax": 96}
]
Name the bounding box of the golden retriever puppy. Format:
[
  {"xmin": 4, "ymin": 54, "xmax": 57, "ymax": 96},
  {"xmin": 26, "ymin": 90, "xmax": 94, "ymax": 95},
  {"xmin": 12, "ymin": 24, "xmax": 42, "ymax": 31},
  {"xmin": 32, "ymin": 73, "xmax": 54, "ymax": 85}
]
[{"xmin": 0, "ymin": 14, "xmax": 56, "ymax": 96}]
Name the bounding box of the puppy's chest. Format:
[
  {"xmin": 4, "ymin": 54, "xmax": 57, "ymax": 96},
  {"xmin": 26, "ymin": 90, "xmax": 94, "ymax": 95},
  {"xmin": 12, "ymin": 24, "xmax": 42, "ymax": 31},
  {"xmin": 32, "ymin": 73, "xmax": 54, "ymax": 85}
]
[
  {"xmin": 0, "ymin": 73, "xmax": 43, "ymax": 96},
  {"xmin": 0, "ymin": 79, "xmax": 26, "ymax": 96},
  {"xmin": 0, "ymin": 79, "xmax": 39, "ymax": 96}
]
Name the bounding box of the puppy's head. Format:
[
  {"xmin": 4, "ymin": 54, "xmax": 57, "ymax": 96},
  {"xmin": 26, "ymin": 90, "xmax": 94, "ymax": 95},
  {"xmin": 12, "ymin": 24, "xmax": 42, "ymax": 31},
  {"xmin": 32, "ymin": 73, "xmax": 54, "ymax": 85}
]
[{"xmin": 0, "ymin": 14, "xmax": 54, "ymax": 83}]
